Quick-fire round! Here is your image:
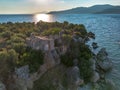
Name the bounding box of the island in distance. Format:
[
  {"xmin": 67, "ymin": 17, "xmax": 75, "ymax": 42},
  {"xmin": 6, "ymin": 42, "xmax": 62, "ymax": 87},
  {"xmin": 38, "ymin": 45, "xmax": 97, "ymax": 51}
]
[{"xmin": 48, "ymin": 4, "xmax": 120, "ymax": 14}]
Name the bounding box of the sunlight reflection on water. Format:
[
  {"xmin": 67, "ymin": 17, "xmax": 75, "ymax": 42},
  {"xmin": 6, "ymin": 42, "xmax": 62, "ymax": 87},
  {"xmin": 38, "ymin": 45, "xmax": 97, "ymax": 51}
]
[{"xmin": 34, "ymin": 14, "xmax": 54, "ymax": 23}]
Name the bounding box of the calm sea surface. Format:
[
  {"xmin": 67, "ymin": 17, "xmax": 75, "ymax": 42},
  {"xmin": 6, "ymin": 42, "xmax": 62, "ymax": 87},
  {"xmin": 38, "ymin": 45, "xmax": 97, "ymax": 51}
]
[{"xmin": 0, "ymin": 14, "xmax": 120, "ymax": 89}]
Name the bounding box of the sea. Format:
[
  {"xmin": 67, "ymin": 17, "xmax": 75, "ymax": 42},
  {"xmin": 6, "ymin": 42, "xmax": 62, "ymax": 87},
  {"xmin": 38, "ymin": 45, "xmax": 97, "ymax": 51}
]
[{"xmin": 0, "ymin": 14, "xmax": 120, "ymax": 90}]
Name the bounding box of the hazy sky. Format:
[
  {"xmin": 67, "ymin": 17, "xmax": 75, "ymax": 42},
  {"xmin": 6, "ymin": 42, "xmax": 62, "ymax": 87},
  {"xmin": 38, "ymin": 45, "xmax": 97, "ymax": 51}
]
[{"xmin": 0, "ymin": 0, "xmax": 120, "ymax": 14}]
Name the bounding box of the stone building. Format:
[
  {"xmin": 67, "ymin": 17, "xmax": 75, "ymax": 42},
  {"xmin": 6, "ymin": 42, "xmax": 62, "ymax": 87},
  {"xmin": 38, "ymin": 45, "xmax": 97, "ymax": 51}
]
[
  {"xmin": 26, "ymin": 34, "xmax": 60, "ymax": 70},
  {"xmin": 26, "ymin": 34, "xmax": 55, "ymax": 52}
]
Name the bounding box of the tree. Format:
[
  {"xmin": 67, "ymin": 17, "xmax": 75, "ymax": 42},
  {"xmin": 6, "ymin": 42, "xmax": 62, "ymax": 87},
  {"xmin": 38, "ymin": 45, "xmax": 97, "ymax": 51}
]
[
  {"xmin": 42, "ymin": 28, "xmax": 61, "ymax": 36},
  {"xmin": 19, "ymin": 47, "xmax": 44, "ymax": 73},
  {"xmin": 0, "ymin": 49, "xmax": 18, "ymax": 83}
]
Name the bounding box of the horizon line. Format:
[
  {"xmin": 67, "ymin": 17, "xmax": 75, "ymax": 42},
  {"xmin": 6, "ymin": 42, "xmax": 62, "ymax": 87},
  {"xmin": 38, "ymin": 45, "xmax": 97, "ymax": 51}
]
[{"xmin": 0, "ymin": 4, "xmax": 119, "ymax": 15}]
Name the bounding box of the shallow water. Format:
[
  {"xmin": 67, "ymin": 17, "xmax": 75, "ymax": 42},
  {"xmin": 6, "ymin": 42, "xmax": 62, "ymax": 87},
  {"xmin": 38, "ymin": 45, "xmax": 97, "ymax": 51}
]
[{"xmin": 0, "ymin": 14, "xmax": 120, "ymax": 89}]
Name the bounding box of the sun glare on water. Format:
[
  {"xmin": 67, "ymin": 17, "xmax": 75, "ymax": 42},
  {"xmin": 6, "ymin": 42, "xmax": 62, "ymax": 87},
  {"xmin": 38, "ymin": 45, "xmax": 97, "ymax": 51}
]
[{"xmin": 34, "ymin": 14, "xmax": 52, "ymax": 23}]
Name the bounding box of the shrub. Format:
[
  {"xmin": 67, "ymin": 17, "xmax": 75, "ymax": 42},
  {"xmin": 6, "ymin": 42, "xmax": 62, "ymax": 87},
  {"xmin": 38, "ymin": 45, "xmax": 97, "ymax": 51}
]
[
  {"xmin": 62, "ymin": 34, "xmax": 72, "ymax": 45},
  {"xmin": 11, "ymin": 42, "xmax": 26, "ymax": 54},
  {"xmin": 18, "ymin": 47, "xmax": 44, "ymax": 73},
  {"xmin": 42, "ymin": 28, "xmax": 61, "ymax": 36},
  {"xmin": 61, "ymin": 41, "xmax": 93, "ymax": 83},
  {"xmin": 60, "ymin": 53, "xmax": 74, "ymax": 67},
  {"xmin": 0, "ymin": 49, "xmax": 18, "ymax": 82}
]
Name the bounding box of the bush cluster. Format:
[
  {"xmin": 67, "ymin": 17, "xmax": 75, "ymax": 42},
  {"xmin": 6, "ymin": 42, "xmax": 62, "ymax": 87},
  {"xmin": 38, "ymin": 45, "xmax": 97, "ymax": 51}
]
[{"xmin": 0, "ymin": 21, "xmax": 94, "ymax": 84}]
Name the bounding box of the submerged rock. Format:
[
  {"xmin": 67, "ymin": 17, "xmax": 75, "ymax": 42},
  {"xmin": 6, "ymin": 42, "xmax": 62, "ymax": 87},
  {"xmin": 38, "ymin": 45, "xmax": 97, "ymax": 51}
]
[
  {"xmin": 79, "ymin": 83, "xmax": 92, "ymax": 90},
  {"xmin": 92, "ymin": 42, "xmax": 98, "ymax": 49},
  {"xmin": 105, "ymin": 80, "xmax": 116, "ymax": 90},
  {"xmin": 97, "ymin": 79, "xmax": 116, "ymax": 90}
]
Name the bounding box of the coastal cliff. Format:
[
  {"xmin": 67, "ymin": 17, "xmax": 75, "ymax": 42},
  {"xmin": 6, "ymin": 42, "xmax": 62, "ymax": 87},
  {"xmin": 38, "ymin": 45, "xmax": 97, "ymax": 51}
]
[{"xmin": 0, "ymin": 21, "xmax": 113, "ymax": 90}]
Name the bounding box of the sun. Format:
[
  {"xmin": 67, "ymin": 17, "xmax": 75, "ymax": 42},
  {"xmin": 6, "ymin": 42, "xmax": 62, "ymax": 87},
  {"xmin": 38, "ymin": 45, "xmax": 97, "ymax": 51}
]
[
  {"xmin": 30, "ymin": 0, "xmax": 55, "ymax": 4},
  {"xmin": 35, "ymin": 0, "xmax": 48, "ymax": 3},
  {"xmin": 29, "ymin": 0, "xmax": 47, "ymax": 3}
]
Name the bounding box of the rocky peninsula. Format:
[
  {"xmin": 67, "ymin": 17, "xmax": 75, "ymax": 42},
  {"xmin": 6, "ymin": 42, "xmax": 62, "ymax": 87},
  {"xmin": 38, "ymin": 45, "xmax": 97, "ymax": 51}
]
[{"xmin": 0, "ymin": 21, "xmax": 113, "ymax": 90}]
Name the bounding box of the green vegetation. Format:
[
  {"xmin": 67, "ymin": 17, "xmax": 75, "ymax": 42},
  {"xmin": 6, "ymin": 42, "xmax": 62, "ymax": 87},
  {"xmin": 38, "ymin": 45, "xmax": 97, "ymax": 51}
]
[
  {"xmin": 31, "ymin": 65, "xmax": 68, "ymax": 90},
  {"xmin": 19, "ymin": 47, "xmax": 44, "ymax": 73},
  {"xmin": 42, "ymin": 28, "xmax": 61, "ymax": 36},
  {"xmin": 77, "ymin": 44, "xmax": 93, "ymax": 83},
  {"xmin": 0, "ymin": 21, "xmax": 95, "ymax": 87},
  {"xmin": 60, "ymin": 41, "xmax": 93, "ymax": 83},
  {"xmin": 62, "ymin": 34, "xmax": 72, "ymax": 45},
  {"xmin": 0, "ymin": 49, "xmax": 18, "ymax": 83}
]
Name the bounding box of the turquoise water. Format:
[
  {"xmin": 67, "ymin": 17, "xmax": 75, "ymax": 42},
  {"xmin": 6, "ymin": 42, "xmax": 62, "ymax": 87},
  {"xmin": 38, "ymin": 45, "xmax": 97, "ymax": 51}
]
[{"xmin": 0, "ymin": 14, "xmax": 120, "ymax": 89}]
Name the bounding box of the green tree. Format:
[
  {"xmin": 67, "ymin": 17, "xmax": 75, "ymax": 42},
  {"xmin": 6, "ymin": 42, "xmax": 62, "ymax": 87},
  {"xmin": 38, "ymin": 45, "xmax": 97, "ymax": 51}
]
[
  {"xmin": 19, "ymin": 48, "xmax": 44, "ymax": 73},
  {"xmin": 42, "ymin": 28, "xmax": 61, "ymax": 36},
  {"xmin": 0, "ymin": 49, "xmax": 18, "ymax": 83}
]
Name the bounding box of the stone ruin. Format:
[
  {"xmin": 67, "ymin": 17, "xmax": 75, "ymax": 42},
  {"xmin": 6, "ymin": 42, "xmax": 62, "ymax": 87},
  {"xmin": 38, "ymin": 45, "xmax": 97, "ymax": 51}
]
[{"xmin": 26, "ymin": 33, "xmax": 55, "ymax": 52}]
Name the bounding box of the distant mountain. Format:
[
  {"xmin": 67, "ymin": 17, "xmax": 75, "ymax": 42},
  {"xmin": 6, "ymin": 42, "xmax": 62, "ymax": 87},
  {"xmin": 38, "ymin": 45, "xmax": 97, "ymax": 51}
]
[
  {"xmin": 96, "ymin": 6, "xmax": 120, "ymax": 14},
  {"xmin": 48, "ymin": 4, "xmax": 120, "ymax": 14}
]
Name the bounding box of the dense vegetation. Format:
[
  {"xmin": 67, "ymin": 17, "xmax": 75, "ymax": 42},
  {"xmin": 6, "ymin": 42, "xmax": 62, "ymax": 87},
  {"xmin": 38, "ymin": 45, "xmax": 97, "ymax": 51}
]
[
  {"xmin": 31, "ymin": 65, "xmax": 68, "ymax": 90},
  {"xmin": 18, "ymin": 47, "xmax": 44, "ymax": 73},
  {"xmin": 60, "ymin": 39, "xmax": 93, "ymax": 83},
  {"xmin": 0, "ymin": 21, "xmax": 95, "ymax": 88},
  {"xmin": 41, "ymin": 27, "xmax": 61, "ymax": 36}
]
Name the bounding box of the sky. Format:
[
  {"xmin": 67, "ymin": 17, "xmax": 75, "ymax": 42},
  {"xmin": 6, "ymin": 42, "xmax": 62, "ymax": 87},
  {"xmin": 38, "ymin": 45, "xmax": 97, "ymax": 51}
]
[{"xmin": 0, "ymin": 0, "xmax": 120, "ymax": 14}]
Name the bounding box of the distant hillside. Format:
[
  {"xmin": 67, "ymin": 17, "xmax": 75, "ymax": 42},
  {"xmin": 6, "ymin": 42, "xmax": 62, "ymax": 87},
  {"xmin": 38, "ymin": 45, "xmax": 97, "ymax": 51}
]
[
  {"xmin": 96, "ymin": 6, "xmax": 120, "ymax": 14},
  {"xmin": 48, "ymin": 4, "xmax": 120, "ymax": 14}
]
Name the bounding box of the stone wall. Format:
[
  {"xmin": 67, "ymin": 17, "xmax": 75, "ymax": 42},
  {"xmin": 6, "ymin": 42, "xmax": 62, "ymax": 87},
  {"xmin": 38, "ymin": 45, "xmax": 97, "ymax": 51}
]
[{"xmin": 26, "ymin": 35, "xmax": 55, "ymax": 51}]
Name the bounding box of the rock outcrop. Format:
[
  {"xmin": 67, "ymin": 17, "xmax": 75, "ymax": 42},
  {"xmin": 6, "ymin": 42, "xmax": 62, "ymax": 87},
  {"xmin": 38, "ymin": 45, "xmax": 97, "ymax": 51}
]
[
  {"xmin": 96, "ymin": 48, "xmax": 113, "ymax": 72},
  {"xmin": 92, "ymin": 42, "xmax": 98, "ymax": 49},
  {"xmin": 90, "ymin": 58, "xmax": 100, "ymax": 83},
  {"xmin": 14, "ymin": 65, "xmax": 33, "ymax": 90},
  {"xmin": 0, "ymin": 22, "xmax": 113, "ymax": 90},
  {"xmin": 26, "ymin": 33, "xmax": 55, "ymax": 52},
  {"xmin": 0, "ymin": 82, "xmax": 6, "ymax": 90},
  {"xmin": 66, "ymin": 66, "xmax": 84, "ymax": 90},
  {"xmin": 91, "ymin": 71, "xmax": 100, "ymax": 83},
  {"xmin": 13, "ymin": 34, "xmax": 112, "ymax": 90},
  {"xmin": 31, "ymin": 65, "xmax": 84, "ymax": 90},
  {"xmin": 90, "ymin": 47, "xmax": 113, "ymax": 83}
]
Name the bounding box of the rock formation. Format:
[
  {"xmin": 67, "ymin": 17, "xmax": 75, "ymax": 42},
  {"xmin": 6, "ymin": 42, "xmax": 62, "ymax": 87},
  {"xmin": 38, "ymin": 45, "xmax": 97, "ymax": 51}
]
[
  {"xmin": 96, "ymin": 48, "xmax": 113, "ymax": 72},
  {"xmin": 66, "ymin": 66, "xmax": 84, "ymax": 90},
  {"xmin": 90, "ymin": 58, "xmax": 100, "ymax": 83},
  {"xmin": 13, "ymin": 34, "xmax": 112, "ymax": 90},
  {"xmin": 26, "ymin": 33, "xmax": 55, "ymax": 52},
  {"xmin": 92, "ymin": 42, "xmax": 99, "ymax": 49},
  {"xmin": 0, "ymin": 81, "xmax": 6, "ymax": 90}
]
